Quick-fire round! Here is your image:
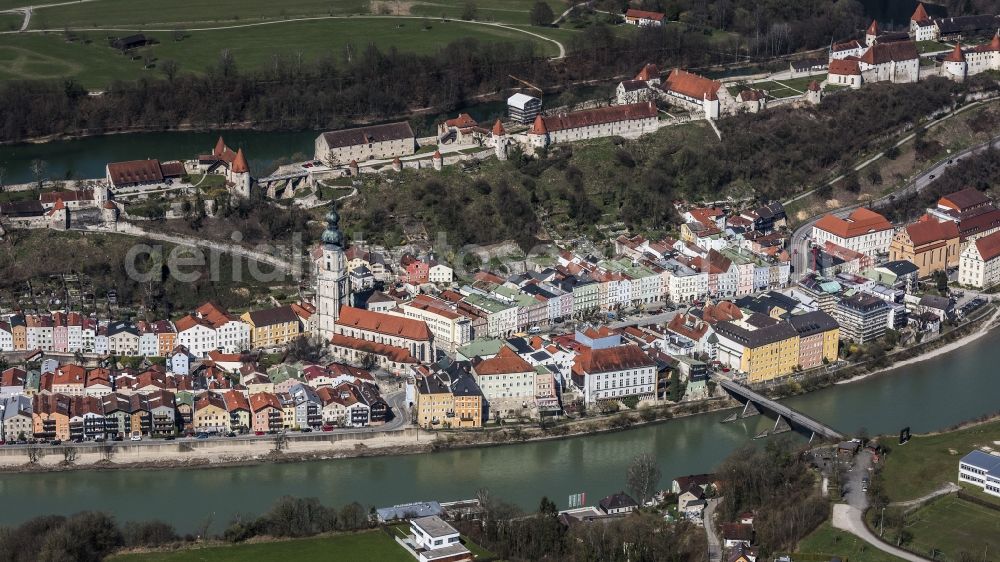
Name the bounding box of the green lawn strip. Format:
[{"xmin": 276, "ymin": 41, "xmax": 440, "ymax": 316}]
[
  {"xmin": 109, "ymin": 530, "xmax": 413, "ymax": 562},
  {"xmin": 878, "ymin": 419, "xmax": 1000, "ymax": 502},
  {"xmin": 916, "ymin": 40, "xmax": 950, "ymax": 54},
  {"xmin": 794, "ymin": 521, "xmax": 906, "ymax": 562},
  {"xmin": 900, "ymin": 496, "xmax": 1000, "ymax": 561},
  {"xmin": 0, "ymin": 18, "xmax": 556, "ymax": 88},
  {"xmin": 0, "ymin": 12, "xmax": 22, "ymax": 31},
  {"xmin": 27, "ymin": 0, "xmax": 368, "ymax": 29}
]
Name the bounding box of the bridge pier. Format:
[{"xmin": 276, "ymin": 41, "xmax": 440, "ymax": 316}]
[
  {"xmin": 721, "ymin": 411, "xmax": 739, "ymax": 423},
  {"xmin": 741, "ymin": 401, "xmax": 760, "ymax": 418},
  {"xmin": 773, "ymin": 415, "xmax": 791, "ymax": 435}
]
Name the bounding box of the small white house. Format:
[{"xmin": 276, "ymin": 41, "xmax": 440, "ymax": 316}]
[{"xmin": 409, "ymin": 516, "xmax": 471, "ymax": 562}]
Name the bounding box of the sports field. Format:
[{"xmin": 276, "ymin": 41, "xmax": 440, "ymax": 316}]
[
  {"xmin": 903, "ymin": 496, "xmax": 1000, "ymax": 561},
  {"xmin": 0, "ymin": 17, "xmax": 564, "ymax": 88}
]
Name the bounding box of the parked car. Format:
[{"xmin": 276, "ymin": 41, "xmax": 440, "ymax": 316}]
[
  {"xmin": 254, "ymin": 431, "xmax": 265, "ymax": 436},
  {"xmin": 195, "ymin": 433, "xmax": 209, "ymax": 440},
  {"xmin": 50, "ymin": 440, "xmax": 62, "ymax": 445},
  {"xmin": 130, "ymin": 435, "xmax": 142, "ymax": 442},
  {"xmin": 322, "ymin": 425, "xmax": 334, "ymax": 432},
  {"xmin": 301, "ymin": 428, "xmax": 313, "ymax": 433}
]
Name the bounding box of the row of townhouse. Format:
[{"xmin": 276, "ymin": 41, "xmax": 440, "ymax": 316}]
[
  {"xmin": 10, "ymin": 361, "xmax": 392, "ymax": 440},
  {"xmin": 27, "ymin": 389, "xmax": 179, "ymax": 441},
  {"xmin": 0, "ymin": 301, "xmax": 315, "ymax": 358},
  {"xmin": 192, "ymin": 380, "xmax": 388, "ymax": 434}
]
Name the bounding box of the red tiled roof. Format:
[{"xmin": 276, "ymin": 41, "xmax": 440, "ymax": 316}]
[
  {"xmin": 492, "ymin": 119, "xmax": 506, "ymax": 136},
  {"xmin": 974, "ymin": 230, "xmax": 1000, "ymax": 261},
  {"xmin": 336, "ymin": 306, "xmax": 431, "ymax": 341},
  {"xmin": 40, "ymin": 190, "xmax": 93, "ymax": 204},
  {"xmin": 574, "ymin": 344, "xmax": 654, "ymax": 375},
  {"xmin": 807, "ymin": 80, "xmax": 821, "ymax": 92},
  {"xmin": 971, "ymin": 33, "xmax": 1000, "ymax": 53},
  {"xmin": 625, "ymin": 8, "xmax": 664, "ymax": 21},
  {"xmin": 445, "ymin": 113, "xmax": 477, "ymax": 128},
  {"xmin": 1, "ymin": 367, "xmax": 26, "ymax": 387},
  {"xmin": 814, "ymin": 208, "xmax": 892, "ymax": 238},
  {"xmin": 944, "ymin": 43, "xmax": 965, "ymax": 62},
  {"xmin": 702, "ymin": 301, "xmax": 743, "ymax": 324},
  {"xmin": 859, "ymin": 41, "xmax": 919, "ymax": 65},
  {"xmin": 249, "ymin": 392, "xmax": 282, "ymax": 412},
  {"xmin": 473, "ymin": 346, "xmax": 533, "ymax": 375},
  {"xmin": 222, "ymin": 389, "xmax": 250, "ymax": 412},
  {"xmin": 831, "ymin": 39, "xmax": 862, "ymax": 53},
  {"xmin": 635, "ymin": 63, "xmax": 660, "ymax": 81},
  {"xmin": 538, "ymin": 102, "xmax": 657, "ymax": 134},
  {"xmin": 667, "ymin": 314, "xmax": 709, "ymax": 341},
  {"xmin": 330, "ymin": 334, "xmax": 418, "ymax": 363},
  {"xmin": 53, "ymin": 364, "xmax": 86, "ymax": 387},
  {"xmin": 739, "ymin": 89, "xmax": 765, "ymax": 102},
  {"xmin": 829, "ymin": 58, "xmax": 861, "ymax": 76},
  {"xmin": 912, "ymin": 3, "xmax": 930, "ymax": 24},
  {"xmin": 231, "ymin": 148, "xmax": 249, "ymax": 174},
  {"xmin": 663, "ymin": 69, "xmax": 721, "ymax": 100},
  {"xmin": 939, "ymin": 188, "xmax": 990, "ymax": 212},
  {"xmin": 866, "ymin": 19, "xmax": 879, "ymax": 35},
  {"xmin": 107, "ymin": 159, "xmax": 164, "ymax": 186},
  {"xmin": 905, "ymin": 216, "xmax": 959, "ymax": 246},
  {"xmin": 530, "ymin": 114, "xmax": 547, "ymax": 135}
]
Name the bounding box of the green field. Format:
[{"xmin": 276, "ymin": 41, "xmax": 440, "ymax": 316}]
[
  {"xmin": 916, "ymin": 40, "xmax": 950, "ymax": 53},
  {"xmin": 0, "ymin": 17, "xmax": 561, "ymax": 88},
  {"xmin": 25, "ymin": 0, "xmax": 564, "ymax": 28},
  {"xmin": 110, "ymin": 531, "xmax": 413, "ymax": 562},
  {"xmin": 753, "ymin": 76, "xmax": 821, "ymax": 99},
  {"xmin": 902, "ymin": 496, "xmax": 1000, "ymax": 561},
  {"xmin": 878, "ymin": 419, "xmax": 1000, "ymax": 502},
  {"xmin": 0, "ymin": 12, "xmax": 21, "ymax": 31},
  {"xmin": 796, "ymin": 522, "xmax": 906, "ymax": 562}
]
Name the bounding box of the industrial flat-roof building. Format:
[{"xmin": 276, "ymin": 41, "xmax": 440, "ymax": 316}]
[{"xmin": 507, "ymin": 93, "xmax": 541, "ymax": 124}]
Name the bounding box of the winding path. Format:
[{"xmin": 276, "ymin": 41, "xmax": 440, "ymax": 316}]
[
  {"xmin": 1, "ymin": 13, "xmax": 568, "ymax": 58},
  {"xmin": 889, "ymin": 482, "xmax": 959, "ymax": 510}
]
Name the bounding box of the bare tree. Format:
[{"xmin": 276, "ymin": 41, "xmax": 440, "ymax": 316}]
[
  {"xmin": 26, "ymin": 446, "xmax": 44, "ymax": 464},
  {"xmin": 30, "ymin": 159, "xmax": 47, "ymax": 193},
  {"xmin": 626, "ymin": 452, "xmax": 662, "ymax": 506},
  {"xmin": 272, "ymin": 431, "xmax": 288, "ymax": 453},
  {"xmin": 100, "ymin": 443, "xmax": 115, "ymax": 463},
  {"xmin": 61, "ymin": 446, "xmax": 78, "ymax": 464}
]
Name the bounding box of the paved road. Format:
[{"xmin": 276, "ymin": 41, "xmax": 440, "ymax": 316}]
[
  {"xmin": 703, "ymin": 497, "xmax": 722, "ymax": 562},
  {"xmin": 832, "ymin": 450, "xmax": 932, "ymax": 562}
]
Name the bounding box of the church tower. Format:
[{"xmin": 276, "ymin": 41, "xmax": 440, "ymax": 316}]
[{"xmin": 314, "ymin": 202, "xmax": 350, "ymax": 340}]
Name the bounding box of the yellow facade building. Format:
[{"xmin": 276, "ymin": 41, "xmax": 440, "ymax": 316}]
[{"xmin": 241, "ymin": 306, "xmax": 301, "ymax": 350}]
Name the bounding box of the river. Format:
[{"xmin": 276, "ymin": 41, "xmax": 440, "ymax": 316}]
[
  {"xmin": 0, "ymin": 101, "xmax": 514, "ymax": 185},
  {"xmin": 0, "ymin": 327, "xmax": 996, "ymax": 532}
]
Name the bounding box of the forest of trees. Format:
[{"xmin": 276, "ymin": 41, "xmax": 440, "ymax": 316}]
[
  {"xmin": 0, "ymin": 0, "xmax": 876, "ymax": 142},
  {"xmin": 717, "ymin": 439, "xmax": 829, "ymax": 554},
  {"xmin": 884, "ymin": 145, "xmax": 1000, "ymax": 223}
]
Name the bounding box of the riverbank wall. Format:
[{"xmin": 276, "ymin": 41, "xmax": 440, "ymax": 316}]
[
  {"xmin": 0, "ymin": 397, "xmax": 742, "ymax": 474},
  {"xmin": 0, "ymin": 428, "xmax": 432, "ymax": 472}
]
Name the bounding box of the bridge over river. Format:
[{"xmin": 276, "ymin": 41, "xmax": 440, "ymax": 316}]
[{"xmin": 713, "ymin": 375, "xmax": 845, "ymax": 442}]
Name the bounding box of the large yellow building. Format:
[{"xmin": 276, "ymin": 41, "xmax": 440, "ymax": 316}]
[
  {"xmin": 714, "ymin": 312, "xmax": 839, "ymax": 384},
  {"xmin": 888, "ymin": 216, "xmax": 959, "ymax": 278},
  {"xmin": 414, "ymin": 374, "xmax": 454, "ymax": 429},
  {"xmin": 414, "ymin": 369, "xmax": 484, "ymax": 429},
  {"xmin": 241, "ymin": 306, "xmax": 301, "ymax": 349}
]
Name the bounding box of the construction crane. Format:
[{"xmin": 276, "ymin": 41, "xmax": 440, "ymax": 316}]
[{"xmin": 508, "ymin": 74, "xmax": 544, "ymax": 99}]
